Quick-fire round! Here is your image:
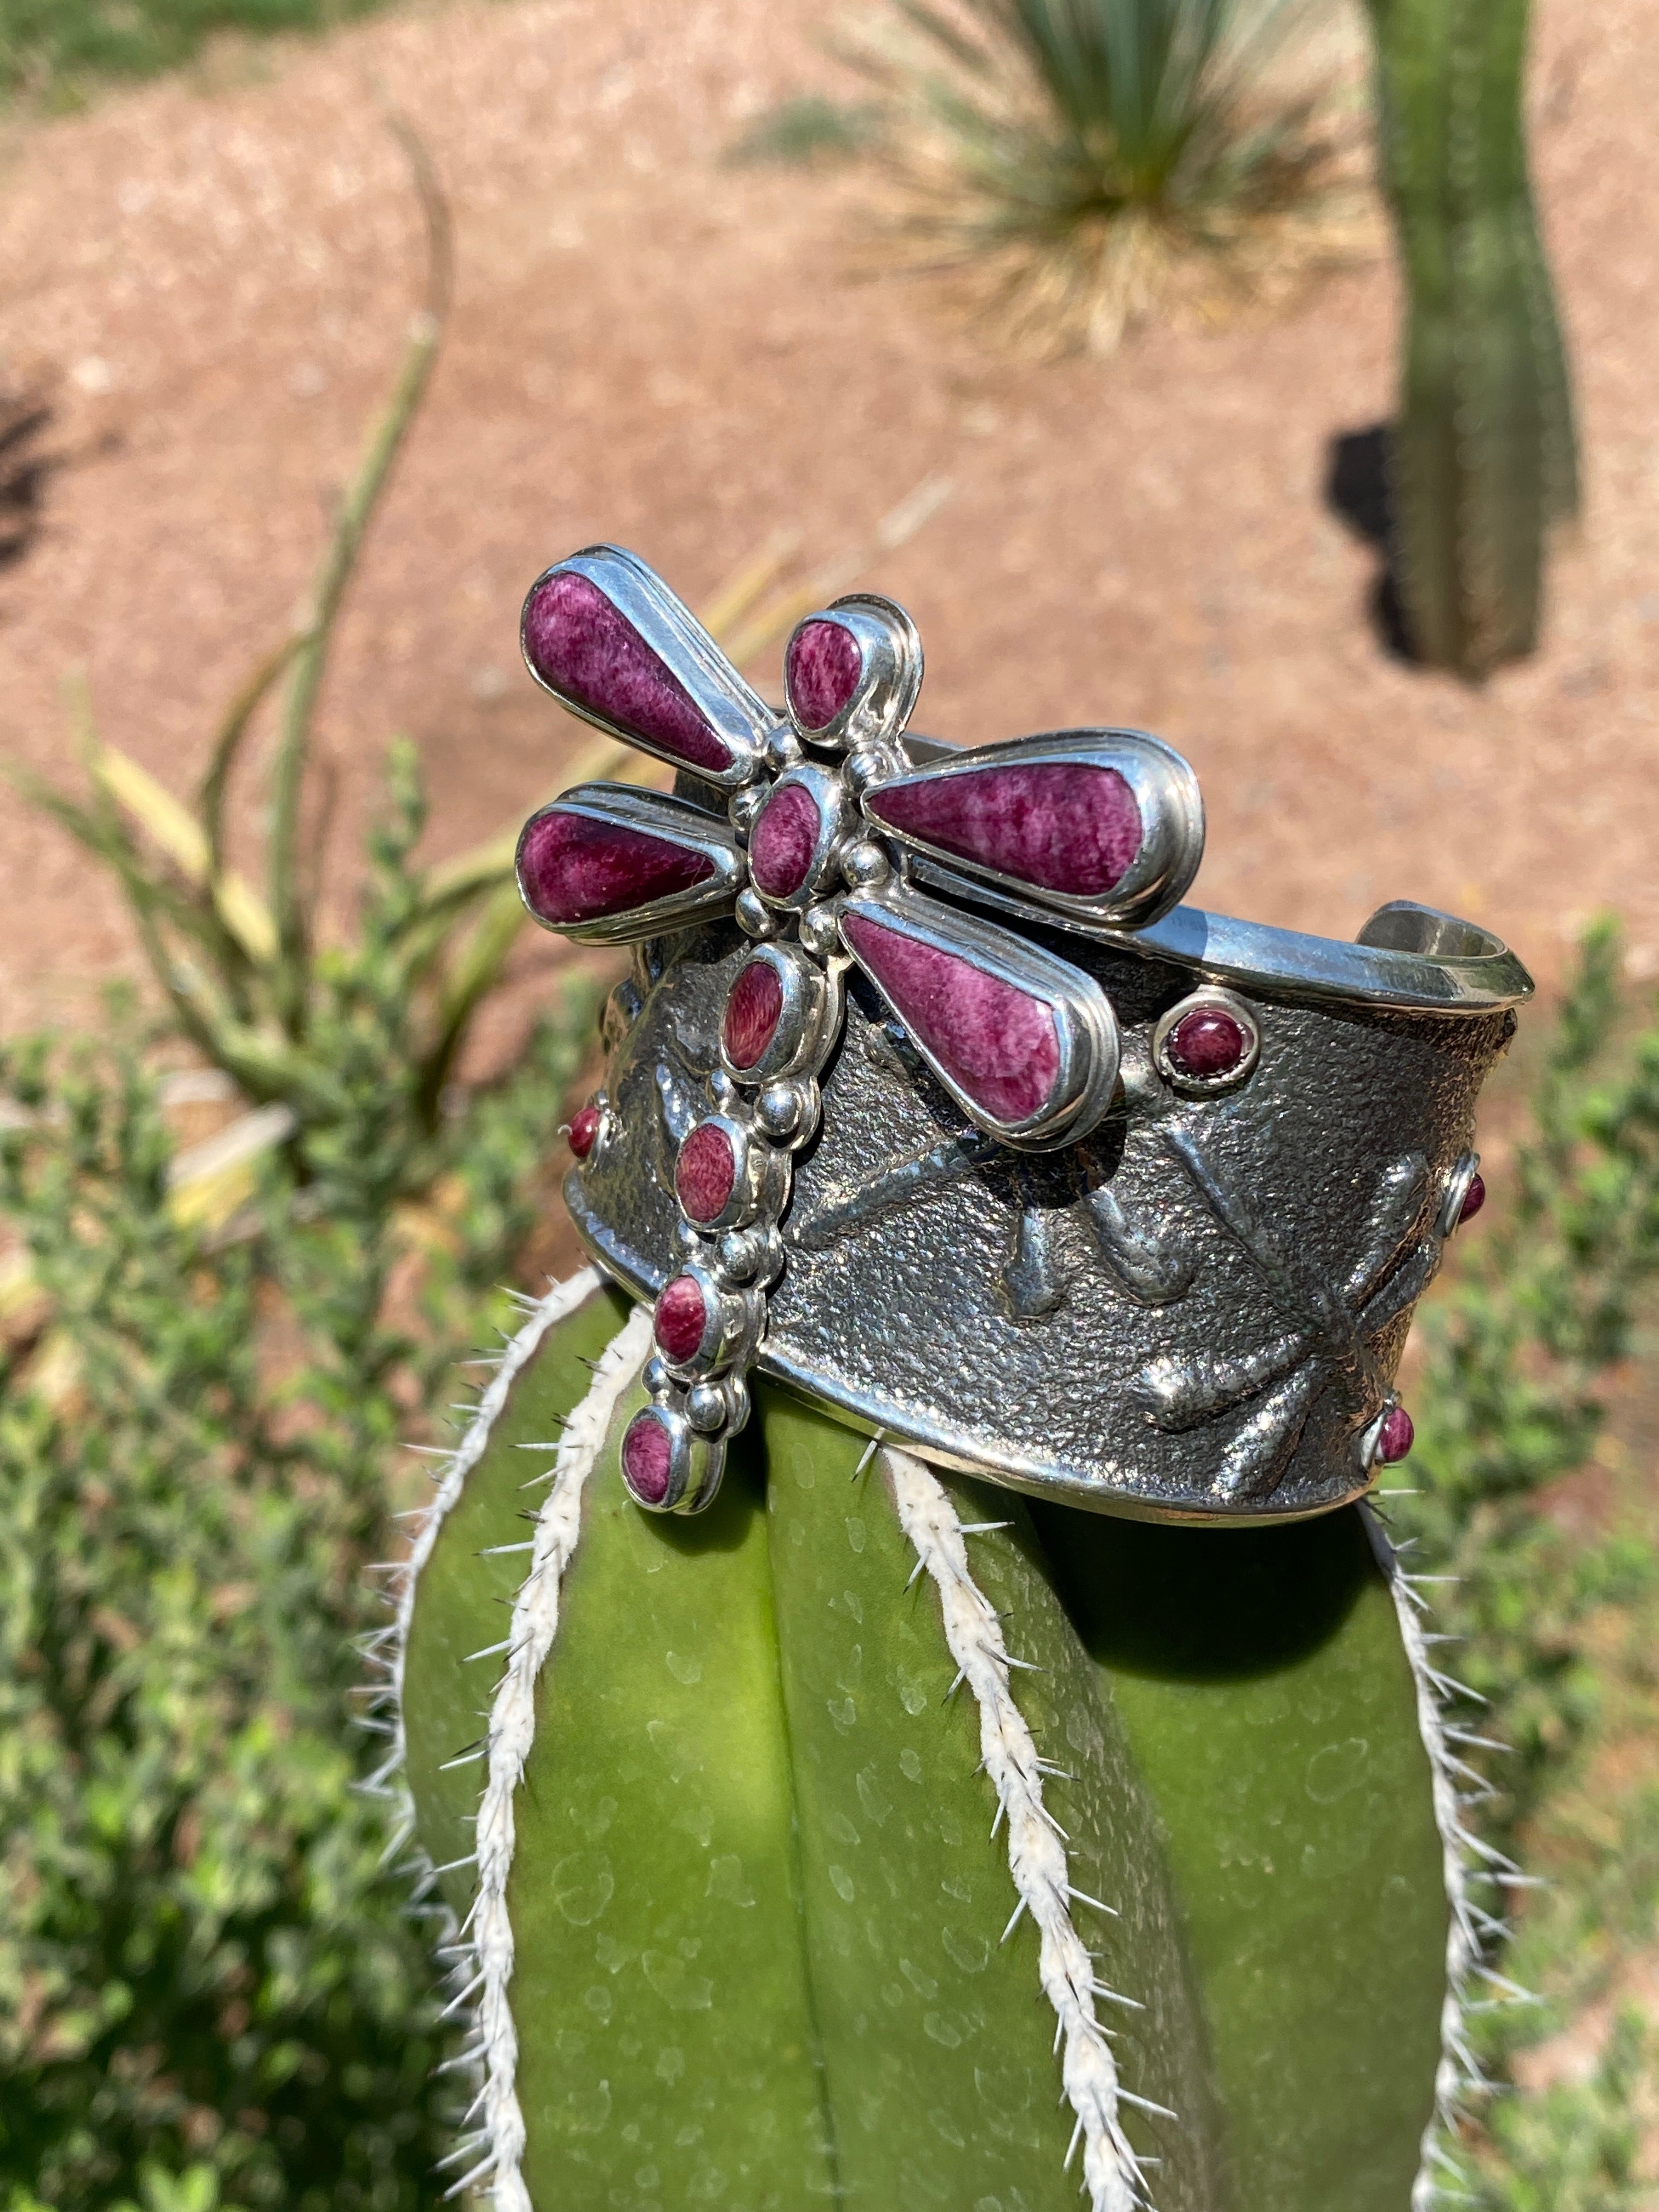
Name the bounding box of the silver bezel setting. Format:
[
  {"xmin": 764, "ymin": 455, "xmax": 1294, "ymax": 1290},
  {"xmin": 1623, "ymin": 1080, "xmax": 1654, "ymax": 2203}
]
[
  {"xmin": 674, "ymin": 1114, "xmax": 789, "ymax": 1234},
  {"xmin": 1437, "ymin": 1149, "xmax": 1482, "ymax": 1237},
  {"xmin": 521, "ymin": 544, "xmax": 774, "ymax": 792},
  {"xmin": 621, "ymin": 1403, "xmax": 725, "ymax": 1515},
  {"xmin": 838, "ymin": 881, "xmax": 1121, "ymax": 1150},
  {"xmin": 1152, "ymin": 987, "xmax": 1262, "ymax": 1097},
  {"xmin": 653, "ymin": 1264, "xmax": 762, "ymax": 1382},
  {"xmin": 718, "ymin": 941, "xmax": 844, "ymax": 1087},
  {"xmin": 864, "ymin": 727, "xmax": 1205, "ymax": 931},
  {"xmin": 784, "ymin": 594, "xmax": 924, "ymax": 752},
  {"xmin": 1358, "ymin": 1396, "xmax": 1404, "ymax": 1473},
  {"xmin": 516, "ymin": 783, "xmax": 745, "ymax": 946}
]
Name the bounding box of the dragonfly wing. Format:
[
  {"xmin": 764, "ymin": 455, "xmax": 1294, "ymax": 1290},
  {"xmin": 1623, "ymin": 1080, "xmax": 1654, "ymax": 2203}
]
[
  {"xmin": 521, "ymin": 545, "xmax": 773, "ymax": 789},
  {"xmin": 862, "ymin": 727, "xmax": 1204, "ymax": 930},
  {"xmin": 838, "ymin": 882, "xmax": 1120, "ymax": 1150},
  {"xmin": 516, "ymin": 783, "xmax": 744, "ymax": 944}
]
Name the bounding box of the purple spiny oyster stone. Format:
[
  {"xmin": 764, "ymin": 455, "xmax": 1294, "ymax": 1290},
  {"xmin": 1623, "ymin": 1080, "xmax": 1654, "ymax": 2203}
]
[
  {"xmin": 1376, "ymin": 1406, "xmax": 1414, "ymax": 1464},
  {"xmin": 748, "ymin": 783, "xmax": 821, "ymax": 899},
  {"xmin": 723, "ymin": 961, "xmax": 784, "ymax": 1071},
  {"xmin": 524, "ymin": 570, "xmax": 733, "ymax": 775},
  {"xmin": 655, "ymin": 1276, "xmax": 708, "ymax": 1364},
  {"xmin": 867, "ymin": 762, "xmax": 1142, "ymax": 899},
  {"xmin": 675, "ymin": 1122, "xmax": 737, "ymax": 1224},
  {"xmin": 567, "ymin": 1103, "xmax": 601, "ymax": 1159},
  {"xmin": 517, "ymin": 808, "xmax": 713, "ymax": 927},
  {"xmin": 841, "ymin": 913, "xmax": 1059, "ymax": 1127},
  {"xmin": 786, "ymin": 618, "xmax": 863, "ymax": 731},
  {"xmin": 621, "ymin": 1412, "xmax": 673, "ymax": 1505},
  {"xmin": 1166, "ymin": 1006, "xmax": 1250, "ymax": 1081},
  {"xmin": 1458, "ymin": 1171, "xmax": 1486, "ymax": 1226}
]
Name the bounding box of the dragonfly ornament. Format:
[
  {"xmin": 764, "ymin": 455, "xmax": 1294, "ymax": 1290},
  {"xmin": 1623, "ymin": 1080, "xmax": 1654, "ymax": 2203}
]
[{"xmin": 514, "ymin": 546, "xmax": 1224, "ymax": 1511}]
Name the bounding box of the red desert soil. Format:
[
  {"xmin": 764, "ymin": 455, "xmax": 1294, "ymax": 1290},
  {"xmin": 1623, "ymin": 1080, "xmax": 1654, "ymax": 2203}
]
[{"xmin": 0, "ymin": 0, "xmax": 1654, "ymax": 1061}]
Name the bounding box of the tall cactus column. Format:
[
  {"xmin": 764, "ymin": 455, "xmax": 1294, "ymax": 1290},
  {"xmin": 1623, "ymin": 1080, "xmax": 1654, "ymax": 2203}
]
[{"xmin": 1365, "ymin": 0, "xmax": 1578, "ymax": 677}]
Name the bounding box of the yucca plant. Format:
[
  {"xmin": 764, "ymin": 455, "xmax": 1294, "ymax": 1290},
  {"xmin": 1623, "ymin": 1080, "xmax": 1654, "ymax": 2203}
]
[
  {"xmin": 1363, "ymin": 0, "xmax": 1578, "ymax": 676},
  {"xmin": 861, "ymin": 0, "xmax": 1359, "ymax": 347}
]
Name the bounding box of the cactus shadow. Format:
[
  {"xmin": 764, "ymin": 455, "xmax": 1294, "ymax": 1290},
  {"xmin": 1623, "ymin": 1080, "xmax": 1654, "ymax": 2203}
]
[
  {"xmin": 1324, "ymin": 424, "xmax": 1416, "ymax": 665},
  {"xmin": 1029, "ymin": 1499, "xmax": 1372, "ymax": 1683}
]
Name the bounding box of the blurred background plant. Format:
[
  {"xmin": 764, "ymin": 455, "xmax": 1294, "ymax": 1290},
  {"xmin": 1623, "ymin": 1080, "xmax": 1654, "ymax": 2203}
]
[
  {"xmin": 0, "ymin": 130, "xmax": 962, "ymax": 2207},
  {"xmin": 0, "ymin": 0, "xmax": 386, "ymax": 109},
  {"xmin": 845, "ymin": 0, "xmax": 1372, "ymax": 349},
  {"xmin": 1388, "ymin": 921, "xmax": 1659, "ymax": 2205},
  {"xmin": 1362, "ymin": 0, "xmax": 1578, "ymax": 680}
]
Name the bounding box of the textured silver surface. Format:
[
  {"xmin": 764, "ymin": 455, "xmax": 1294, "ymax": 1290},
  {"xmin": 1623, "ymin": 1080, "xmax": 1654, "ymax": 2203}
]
[{"xmin": 566, "ymin": 909, "xmax": 1521, "ymax": 1523}]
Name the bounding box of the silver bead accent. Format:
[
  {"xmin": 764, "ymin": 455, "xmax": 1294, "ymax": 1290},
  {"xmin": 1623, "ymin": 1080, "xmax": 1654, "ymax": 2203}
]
[
  {"xmin": 841, "ymin": 838, "xmax": 891, "ymax": 890},
  {"xmin": 798, "ymin": 900, "xmax": 841, "ymax": 957},
  {"xmin": 715, "ymin": 1227, "xmax": 761, "ymax": 1283},
  {"xmin": 736, "ymin": 888, "xmax": 779, "ymax": 939},
  {"xmin": 756, "ymin": 1081, "xmax": 806, "ymax": 1139},
  {"xmin": 764, "ymin": 725, "xmax": 804, "ymax": 774},
  {"xmin": 709, "ymin": 1066, "xmax": 740, "ymax": 1109},
  {"xmin": 686, "ymin": 1382, "xmax": 729, "ymax": 1434},
  {"xmin": 843, "ymin": 746, "xmax": 902, "ymax": 798},
  {"xmin": 642, "ymin": 1354, "xmax": 672, "ymax": 1400}
]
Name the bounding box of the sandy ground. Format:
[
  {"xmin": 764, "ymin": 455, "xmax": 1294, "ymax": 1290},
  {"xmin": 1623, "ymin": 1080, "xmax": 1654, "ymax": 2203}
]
[{"xmin": 0, "ymin": 0, "xmax": 1654, "ymax": 1063}]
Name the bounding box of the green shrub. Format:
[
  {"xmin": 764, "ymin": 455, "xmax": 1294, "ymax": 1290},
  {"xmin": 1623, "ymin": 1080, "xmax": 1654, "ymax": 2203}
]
[
  {"xmin": 0, "ymin": 0, "xmax": 386, "ymax": 106},
  {"xmin": 1398, "ymin": 922, "xmax": 1659, "ymax": 2200},
  {"xmin": 0, "ymin": 923, "xmax": 595, "ymax": 2205}
]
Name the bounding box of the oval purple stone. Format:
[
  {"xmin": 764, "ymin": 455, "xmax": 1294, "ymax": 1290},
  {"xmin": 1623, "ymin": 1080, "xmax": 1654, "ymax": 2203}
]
[
  {"xmin": 866, "ymin": 761, "xmax": 1142, "ymax": 899},
  {"xmin": 1458, "ymin": 1171, "xmax": 1487, "ymax": 1227},
  {"xmin": 1376, "ymin": 1406, "xmax": 1414, "ymax": 1465},
  {"xmin": 723, "ymin": 961, "xmax": 785, "ymax": 1071},
  {"xmin": 655, "ymin": 1275, "xmax": 708, "ymax": 1364},
  {"xmin": 1167, "ymin": 1006, "xmax": 1249, "ymax": 1081},
  {"xmin": 524, "ymin": 569, "xmax": 733, "ymax": 775},
  {"xmin": 748, "ymin": 783, "xmax": 821, "ymax": 899},
  {"xmin": 517, "ymin": 808, "xmax": 714, "ymax": 928},
  {"xmin": 841, "ymin": 913, "xmax": 1059, "ymax": 1128},
  {"xmin": 786, "ymin": 618, "xmax": 864, "ymax": 731},
  {"xmin": 621, "ymin": 1411, "xmax": 673, "ymax": 1506},
  {"xmin": 676, "ymin": 1122, "xmax": 737, "ymax": 1224}
]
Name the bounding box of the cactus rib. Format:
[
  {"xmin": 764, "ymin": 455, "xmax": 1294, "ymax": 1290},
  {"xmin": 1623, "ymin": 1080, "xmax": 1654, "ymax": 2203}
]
[
  {"xmin": 379, "ymin": 1267, "xmax": 603, "ymax": 1803},
  {"xmin": 1364, "ymin": 1504, "xmax": 1525, "ymax": 2210},
  {"xmin": 463, "ymin": 1302, "xmax": 653, "ymax": 2210},
  {"xmin": 885, "ymin": 1444, "xmax": 1155, "ymax": 2212}
]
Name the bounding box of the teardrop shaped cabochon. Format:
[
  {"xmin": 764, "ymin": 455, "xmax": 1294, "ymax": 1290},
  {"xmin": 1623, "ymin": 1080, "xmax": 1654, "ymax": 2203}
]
[
  {"xmin": 863, "ymin": 730, "xmax": 1205, "ymax": 930},
  {"xmin": 838, "ymin": 884, "xmax": 1120, "ymax": 1149},
  {"xmin": 516, "ymin": 785, "xmax": 744, "ymax": 944},
  {"xmin": 521, "ymin": 546, "xmax": 774, "ymax": 789}
]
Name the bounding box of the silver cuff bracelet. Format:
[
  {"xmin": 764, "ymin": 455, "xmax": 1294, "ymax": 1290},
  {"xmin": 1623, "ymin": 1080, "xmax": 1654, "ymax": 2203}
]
[{"xmin": 513, "ymin": 545, "xmax": 1532, "ymax": 1526}]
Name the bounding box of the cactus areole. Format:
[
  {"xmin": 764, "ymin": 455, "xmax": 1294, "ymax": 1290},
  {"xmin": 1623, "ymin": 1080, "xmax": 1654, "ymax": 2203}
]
[{"xmin": 395, "ymin": 549, "xmax": 1534, "ymax": 2211}]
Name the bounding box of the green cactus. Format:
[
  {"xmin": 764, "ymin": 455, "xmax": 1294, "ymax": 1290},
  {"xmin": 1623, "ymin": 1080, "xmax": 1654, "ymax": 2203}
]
[
  {"xmin": 1365, "ymin": 0, "xmax": 1578, "ymax": 677},
  {"xmin": 395, "ymin": 1271, "xmax": 1471, "ymax": 2210}
]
